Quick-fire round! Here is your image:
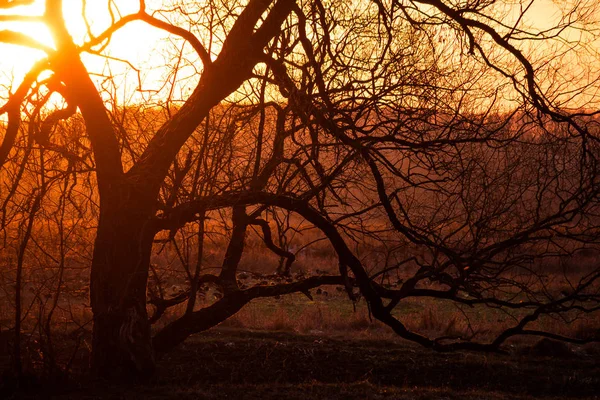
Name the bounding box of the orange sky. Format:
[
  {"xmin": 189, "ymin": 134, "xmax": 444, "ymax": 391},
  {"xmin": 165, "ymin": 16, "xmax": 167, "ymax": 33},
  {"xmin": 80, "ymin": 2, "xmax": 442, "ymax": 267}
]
[
  {"xmin": 0, "ymin": 0, "xmax": 176, "ymax": 105},
  {"xmin": 0, "ymin": 0, "xmax": 598, "ymax": 109}
]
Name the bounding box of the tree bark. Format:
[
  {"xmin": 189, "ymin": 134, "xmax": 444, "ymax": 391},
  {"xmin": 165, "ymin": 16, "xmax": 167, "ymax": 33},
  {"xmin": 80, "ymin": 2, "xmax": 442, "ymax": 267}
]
[
  {"xmin": 89, "ymin": 186, "xmax": 156, "ymax": 380},
  {"xmin": 41, "ymin": 0, "xmax": 294, "ymax": 380}
]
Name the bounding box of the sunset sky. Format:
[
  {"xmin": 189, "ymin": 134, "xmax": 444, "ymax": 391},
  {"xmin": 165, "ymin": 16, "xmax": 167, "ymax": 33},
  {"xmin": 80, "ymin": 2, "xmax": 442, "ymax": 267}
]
[
  {"xmin": 0, "ymin": 0, "xmax": 595, "ymax": 107},
  {"xmin": 0, "ymin": 0, "xmax": 174, "ymax": 105}
]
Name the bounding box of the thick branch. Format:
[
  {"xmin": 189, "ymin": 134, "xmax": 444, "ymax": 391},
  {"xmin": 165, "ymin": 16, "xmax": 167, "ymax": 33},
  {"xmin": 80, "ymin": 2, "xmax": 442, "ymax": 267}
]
[
  {"xmin": 152, "ymin": 275, "xmax": 346, "ymax": 353},
  {"xmin": 0, "ymin": 30, "xmax": 54, "ymax": 53},
  {"xmin": 128, "ymin": 0, "xmax": 294, "ymax": 195},
  {"xmin": 45, "ymin": 0, "xmax": 124, "ymax": 189},
  {"xmin": 0, "ymin": 59, "xmax": 49, "ymax": 167}
]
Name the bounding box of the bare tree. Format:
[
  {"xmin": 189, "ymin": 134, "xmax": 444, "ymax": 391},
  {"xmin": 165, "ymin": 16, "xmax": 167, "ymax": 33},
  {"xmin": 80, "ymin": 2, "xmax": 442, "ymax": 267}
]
[{"xmin": 1, "ymin": 0, "xmax": 600, "ymax": 381}]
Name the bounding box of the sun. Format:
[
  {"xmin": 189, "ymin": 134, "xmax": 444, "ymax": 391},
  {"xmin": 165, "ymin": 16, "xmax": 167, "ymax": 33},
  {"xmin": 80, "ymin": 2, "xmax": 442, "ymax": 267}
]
[{"xmin": 0, "ymin": 0, "xmax": 169, "ymax": 104}]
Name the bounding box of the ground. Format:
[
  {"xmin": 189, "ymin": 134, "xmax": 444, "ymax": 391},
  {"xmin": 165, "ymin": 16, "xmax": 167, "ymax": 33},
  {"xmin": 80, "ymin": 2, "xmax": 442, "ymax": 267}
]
[{"xmin": 3, "ymin": 328, "xmax": 599, "ymax": 399}]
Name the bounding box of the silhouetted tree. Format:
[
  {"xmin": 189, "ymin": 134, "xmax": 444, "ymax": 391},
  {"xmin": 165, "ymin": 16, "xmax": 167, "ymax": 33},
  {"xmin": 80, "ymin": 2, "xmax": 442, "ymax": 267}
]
[{"xmin": 1, "ymin": 0, "xmax": 599, "ymax": 381}]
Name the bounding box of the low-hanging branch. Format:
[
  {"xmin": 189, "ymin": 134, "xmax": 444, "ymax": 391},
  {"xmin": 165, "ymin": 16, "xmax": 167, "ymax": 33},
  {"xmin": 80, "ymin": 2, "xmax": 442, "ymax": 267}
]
[{"xmin": 151, "ymin": 274, "xmax": 347, "ymax": 353}]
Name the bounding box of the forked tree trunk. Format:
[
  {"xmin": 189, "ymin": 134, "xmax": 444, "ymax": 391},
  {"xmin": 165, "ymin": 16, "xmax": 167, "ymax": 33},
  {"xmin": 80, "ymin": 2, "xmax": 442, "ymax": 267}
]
[
  {"xmin": 41, "ymin": 0, "xmax": 294, "ymax": 380},
  {"xmin": 89, "ymin": 190, "xmax": 156, "ymax": 380}
]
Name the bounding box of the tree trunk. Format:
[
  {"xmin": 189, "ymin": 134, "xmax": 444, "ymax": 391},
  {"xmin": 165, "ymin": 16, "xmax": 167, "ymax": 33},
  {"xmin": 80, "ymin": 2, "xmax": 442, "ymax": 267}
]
[{"xmin": 89, "ymin": 189, "xmax": 156, "ymax": 380}]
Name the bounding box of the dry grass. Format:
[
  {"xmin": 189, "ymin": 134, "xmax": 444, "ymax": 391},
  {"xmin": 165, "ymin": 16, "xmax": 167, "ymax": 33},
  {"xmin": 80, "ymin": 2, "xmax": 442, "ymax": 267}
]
[
  {"xmin": 2, "ymin": 231, "xmax": 600, "ymax": 387},
  {"xmin": 221, "ymin": 297, "xmax": 379, "ymax": 335}
]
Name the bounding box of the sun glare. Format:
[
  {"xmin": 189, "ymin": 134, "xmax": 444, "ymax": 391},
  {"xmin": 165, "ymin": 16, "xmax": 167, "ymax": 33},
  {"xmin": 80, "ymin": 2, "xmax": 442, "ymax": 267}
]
[
  {"xmin": 0, "ymin": 0, "xmax": 597, "ymax": 109},
  {"xmin": 0, "ymin": 0, "xmax": 169, "ymax": 104}
]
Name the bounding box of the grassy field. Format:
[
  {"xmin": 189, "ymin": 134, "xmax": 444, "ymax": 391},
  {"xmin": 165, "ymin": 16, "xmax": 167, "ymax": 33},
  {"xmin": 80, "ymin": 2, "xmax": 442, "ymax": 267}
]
[
  {"xmin": 3, "ymin": 328, "xmax": 599, "ymax": 399},
  {"xmin": 2, "ymin": 234, "xmax": 599, "ymax": 399},
  {"xmin": 154, "ymin": 285, "xmax": 600, "ymax": 344}
]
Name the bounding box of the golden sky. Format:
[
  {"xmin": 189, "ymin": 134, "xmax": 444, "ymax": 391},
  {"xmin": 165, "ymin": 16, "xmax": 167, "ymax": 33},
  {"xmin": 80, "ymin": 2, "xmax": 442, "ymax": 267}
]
[
  {"xmin": 0, "ymin": 0, "xmax": 597, "ymax": 108},
  {"xmin": 0, "ymin": 0, "xmax": 173, "ymax": 105}
]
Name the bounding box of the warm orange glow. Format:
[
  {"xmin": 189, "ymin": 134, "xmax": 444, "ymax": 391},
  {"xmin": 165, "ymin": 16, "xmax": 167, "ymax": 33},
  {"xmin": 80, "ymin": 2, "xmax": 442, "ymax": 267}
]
[
  {"xmin": 0, "ymin": 0, "xmax": 172, "ymax": 104},
  {"xmin": 0, "ymin": 0, "xmax": 597, "ymax": 109}
]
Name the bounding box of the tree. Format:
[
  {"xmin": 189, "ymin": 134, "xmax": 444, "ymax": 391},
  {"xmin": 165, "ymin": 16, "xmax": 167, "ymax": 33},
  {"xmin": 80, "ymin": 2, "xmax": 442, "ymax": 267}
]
[{"xmin": 1, "ymin": 0, "xmax": 599, "ymax": 381}]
